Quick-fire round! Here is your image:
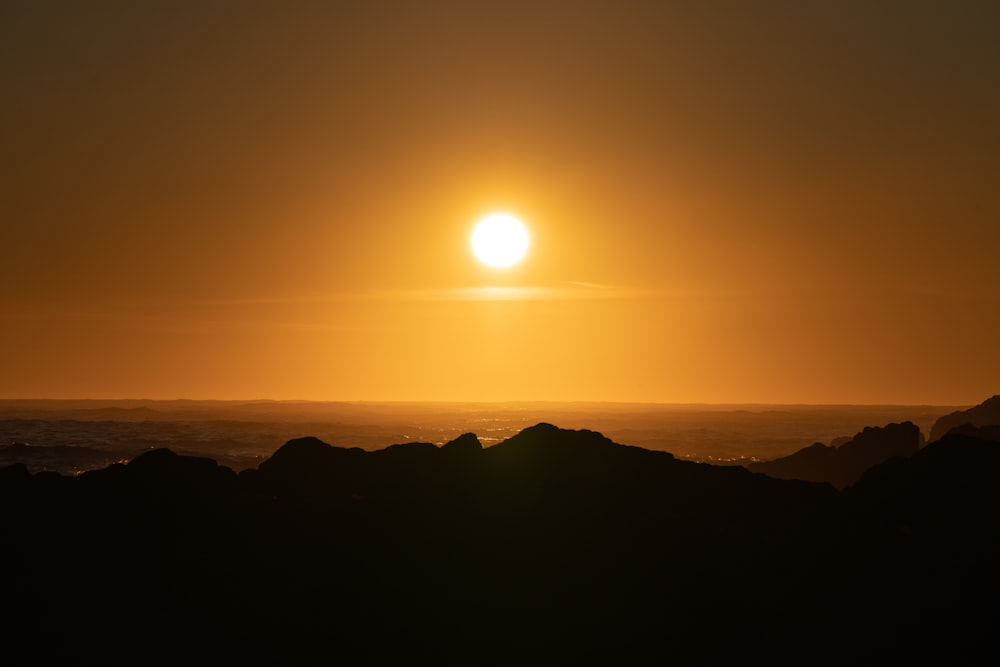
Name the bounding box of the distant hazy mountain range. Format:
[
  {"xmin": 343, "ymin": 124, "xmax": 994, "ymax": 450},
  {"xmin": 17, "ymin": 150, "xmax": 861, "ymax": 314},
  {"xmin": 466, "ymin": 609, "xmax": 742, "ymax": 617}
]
[
  {"xmin": 1, "ymin": 395, "xmax": 998, "ymax": 664},
  {"xmin": 748, "ymin": 394, "xmax": 1000, "ymax": 488}
]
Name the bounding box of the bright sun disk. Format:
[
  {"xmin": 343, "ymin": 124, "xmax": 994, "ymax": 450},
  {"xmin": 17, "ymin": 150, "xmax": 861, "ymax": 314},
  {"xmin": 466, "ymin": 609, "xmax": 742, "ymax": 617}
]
[{"xmin": 471, "ymin": 214, "xmax": 529, "ymax": 268}]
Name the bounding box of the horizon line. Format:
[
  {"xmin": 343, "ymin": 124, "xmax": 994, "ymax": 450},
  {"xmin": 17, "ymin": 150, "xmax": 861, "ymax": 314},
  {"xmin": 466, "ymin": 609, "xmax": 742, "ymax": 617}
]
[{"xmin": 0, "ymin": 396, "xmax": 977, "ymax": 408}]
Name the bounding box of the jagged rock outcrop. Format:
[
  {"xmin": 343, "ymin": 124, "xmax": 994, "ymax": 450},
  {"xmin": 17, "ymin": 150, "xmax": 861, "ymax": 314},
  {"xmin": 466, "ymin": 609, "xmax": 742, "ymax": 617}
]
[
  {"xmin": 929, "ymin": 394, "xmax": 1000, "ymax": 442},
  {"xmin": 748, "ymin": 421, "xmax": 923, "ymax": 488}
]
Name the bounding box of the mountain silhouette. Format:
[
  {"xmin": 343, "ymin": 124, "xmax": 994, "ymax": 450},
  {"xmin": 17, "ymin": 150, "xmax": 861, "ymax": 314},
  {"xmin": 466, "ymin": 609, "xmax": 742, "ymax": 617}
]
[
  {"xmin": 938, "ymin": 422, "xmax": 1000, "ymax": 442},
  {"xmin": 1, "ymin": 421, "xmax": 997, "ymax": 665},
  {"xmin": 747, "ymin": 421, "xmax": 923, "ymax": 488},
  {"xmin": 929, "ymin": 394, "xmax": 1000, "ymax": 442}
]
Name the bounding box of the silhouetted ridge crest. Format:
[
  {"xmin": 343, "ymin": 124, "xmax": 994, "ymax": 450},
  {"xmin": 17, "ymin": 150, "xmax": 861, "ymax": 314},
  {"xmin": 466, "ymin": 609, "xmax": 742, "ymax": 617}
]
[
  {"xmin": 847, "ymin": 432, "xmax": 1000, "ymax": 526},
  {"xmin": 376, "ymin": 440, "xmax": 439, "ymax": 458},
  {"xmin": 748, "ymin": 421, "xmax": 921, "ymax": 488},
  {"xmin": 943, "ymin": 422, "xmax": 1000, "ymax": 442},
  {"xmin": 929, "ymin": 394, "xmax": 1000, "ymax": 442},
  {"xmin": 441, "ymin": 432, "xmax": 482, "ymax": 454},
  {"xmin": 0, "ymin": 461, "xmax": 29, "ymax": 483},
  {"xmin": 126, "ymin": 447, "xmax": 236, "ymax": 486},
  {"xmin": 255, "ymin": 434, "xmax": 481, "ymax": 500},
  {"xmin": 488, "ymin": 422, "xmax": 647, "ymax": 457},
  {"xmin": 129, "ymin": 446, "xmax": 213, "ymax": 470},
  {"xmin": 257, "ymin": 436, "xmax": 366, "ymax": 498},
  {"xmin": 266, "ymin": 435, "xmax": 342, "ymax": 460},
  {"xmin": 64, "ymin": 447, "xmax": 239, "ymax": 504}
]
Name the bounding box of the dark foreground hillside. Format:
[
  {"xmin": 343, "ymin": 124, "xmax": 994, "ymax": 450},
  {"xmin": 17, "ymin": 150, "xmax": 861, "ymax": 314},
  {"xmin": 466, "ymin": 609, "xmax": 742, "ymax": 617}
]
[{"xmin": 1, "ymin": 423, "xmax": 997, "ymax": 665}]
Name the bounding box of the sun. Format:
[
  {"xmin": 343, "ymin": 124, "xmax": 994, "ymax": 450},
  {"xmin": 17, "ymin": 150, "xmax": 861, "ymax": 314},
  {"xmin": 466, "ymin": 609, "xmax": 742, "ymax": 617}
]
[{"xmin": 471, "ymin": 214, "xmax": 530, "ymax": 268}]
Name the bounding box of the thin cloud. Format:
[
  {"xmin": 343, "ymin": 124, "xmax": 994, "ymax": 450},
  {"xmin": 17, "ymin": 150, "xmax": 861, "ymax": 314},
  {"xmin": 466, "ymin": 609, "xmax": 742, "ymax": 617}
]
[
  {"xmin": 190, "ymin": 282, "xmax": 659, "ymax": 304},
  {"xmin": 188, "ymin": 284, "xmax": 643, "ymax": 304},
  {"xmin": 390, "ymin": 282, "xmax": 647, "ymax": 302}
]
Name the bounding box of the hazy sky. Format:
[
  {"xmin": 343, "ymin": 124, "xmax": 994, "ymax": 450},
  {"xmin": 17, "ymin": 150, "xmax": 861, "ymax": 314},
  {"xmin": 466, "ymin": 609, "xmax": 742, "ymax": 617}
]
[{"xmin": 3, "ymin": 1, "xmax": 998, "ymax": 404}]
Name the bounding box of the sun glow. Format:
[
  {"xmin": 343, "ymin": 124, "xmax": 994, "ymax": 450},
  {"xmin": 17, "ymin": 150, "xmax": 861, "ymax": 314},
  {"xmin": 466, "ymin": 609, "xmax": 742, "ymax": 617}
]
[{"xmin": 471, "ymin": 214, "xmax": 530, "ymax": 268}]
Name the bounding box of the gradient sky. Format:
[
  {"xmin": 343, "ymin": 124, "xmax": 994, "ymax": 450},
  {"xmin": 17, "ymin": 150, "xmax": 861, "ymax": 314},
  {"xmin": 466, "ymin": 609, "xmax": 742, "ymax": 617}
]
[{"xmin": 2, "ymin": 1, "xmax": 998, "ymax": 404}]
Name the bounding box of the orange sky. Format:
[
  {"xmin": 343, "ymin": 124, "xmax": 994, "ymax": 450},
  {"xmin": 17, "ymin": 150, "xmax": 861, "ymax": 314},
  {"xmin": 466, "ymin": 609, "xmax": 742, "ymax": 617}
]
[{"xmin": 2, "ymin": 1, "xmax": 998, "ymax": 404}]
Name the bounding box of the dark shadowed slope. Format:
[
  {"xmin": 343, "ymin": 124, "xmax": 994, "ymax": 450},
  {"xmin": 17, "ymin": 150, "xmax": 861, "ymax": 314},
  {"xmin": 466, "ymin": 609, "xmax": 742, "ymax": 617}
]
[
  {"xmin": 833, "ymin": 432, "xmax": 1000, "ymax": 659},
  {"xmin": 939, "ymin": 422, "xmax": 1000, "ymax": 442},
  {"xmin": 929, "ymin": 394, "xmax": 1000, "ymax": 442},
  {"xmin": 748, "ymin": 421, "xmax": 923, "ymax": 488},
  {"xmin": 1, "ymin": 423, "xmax": 998, "ymax": 666}
]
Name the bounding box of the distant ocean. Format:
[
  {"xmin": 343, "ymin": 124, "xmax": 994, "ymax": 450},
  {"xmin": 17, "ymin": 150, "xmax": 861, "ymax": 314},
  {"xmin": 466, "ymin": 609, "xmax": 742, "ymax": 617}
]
[{"xmin": 0, "ymin": 399, "xmax": 963, "ymax": 475}]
